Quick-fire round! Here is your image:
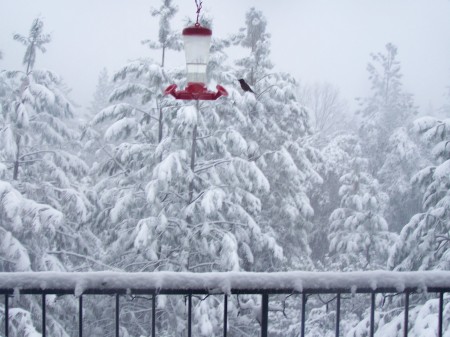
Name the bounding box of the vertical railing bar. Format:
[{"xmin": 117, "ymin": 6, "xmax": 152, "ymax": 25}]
[
  {"xmin": 188, "ymin": 294, "xmax": 192, "ymax": 337},
  {"xmin": 335, "ymin": 293, "xmax": 341, "ymax": 337},
  {"xmin": 152, "ymin": 293, "xmax": 156, "ymax": 337},
  {"xmin": 438, "ymin": 292, "xmax": 444, "ymax": 337},
  {"xmin": 403, "ymin": 291, "xmax": 409, "ymax": 337},
  {"xmin": 42, "ymin": 294, "xmax": 46, "ymax": 337},
  {"xmin": 370, "ymin": 292, "xmax": 375, "ymax": 337},
  {"xmin": 5, "ymin": 294, "xmax": 9, "ymax": 337},
  {"xmin": 115, "ymin": 294, "xmax": 120, "ymax": 337},
  {"xmin": 261, "ymin": 294, "xmax": 269, "ymax": 337},
  {"xmin": 79, "ymin": 295, "xmax": 83, "ymax": 337},
  {"xmin": 223, "ymin": 294, "xmax": 228, "ymax": 337},
  {"xmin": 301, "ymin": 293, "xmax": 306, "ymax": 337}
]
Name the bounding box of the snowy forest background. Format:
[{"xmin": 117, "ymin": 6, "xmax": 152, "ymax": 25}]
[{"xmin": 0, "ymin": 1, "xmax": 449, "ymax": 336}]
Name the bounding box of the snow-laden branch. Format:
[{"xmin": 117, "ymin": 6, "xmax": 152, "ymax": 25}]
[
  {"xmin": 46, "ymin": 251, "xmax": 122, "ymax": 272},
  {"xmin": 101, "ymin": 145, "xmax": 128, "ymax": 173},
  {"xmin": 19, "ymin": 150, "xmax": 56, "ymax": 159},
  {"xmin": 194, "ymin": 159, "xmax": 232, "ymax": 174}
]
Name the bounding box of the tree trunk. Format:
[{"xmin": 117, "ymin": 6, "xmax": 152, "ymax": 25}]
[
  {"xmin": 188, "ymin": 124, "xmax": 197, "ymax": 204},
  {"xmin": 158, "ymin": 106, "xmax": 163, "ymax": 163},
  {"xmin": 26, "ymin": 42, "xmax": 34, "ymax": 74},
  {"xmin": 13, "ymin": 135, "xmax": 21, "ymax": 180},
  {"xmin": 188, "ymin": 101, "xmax": 199, "ymax": 204}
]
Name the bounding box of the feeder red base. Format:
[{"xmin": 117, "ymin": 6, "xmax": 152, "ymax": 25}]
[{"xmin": 164, "ymin": 82, "xmax": 228, "ymax": 100}]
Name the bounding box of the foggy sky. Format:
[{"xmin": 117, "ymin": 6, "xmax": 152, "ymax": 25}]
[{"xmin": 1, "ymin": 0, "xmax": 449, "ymax": 114}]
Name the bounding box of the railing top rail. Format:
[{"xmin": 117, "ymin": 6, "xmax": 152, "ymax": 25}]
[{"xmin": 1, "ymin": 271, "xmax": 450, "ymax": 295}]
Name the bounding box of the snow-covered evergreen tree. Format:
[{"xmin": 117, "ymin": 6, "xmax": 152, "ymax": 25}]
[
  {"xmin": 377, "ymin": 127, "xmax": 425, "ymax": 231},
  {"xmin": 143, "ymin": 0, "xmax": 182, "ymax": 67},
  {"xmin": 232, "ymin": 7, "xmax": 273, "ymax": 87},
  {"xmin": 88, "ymin": 0, "xmax": 183, "ymax": 272},
  {"xmin": 357, "ymin": 43, "xmax": 420, "ymax": 234},
  {"xmin": 81, "ymin": 68, "xmax": 115, "ymax": 169},
  {"xmin": 310, "ymin": 134, "xmax": 360, "ymax": 261},
  {"xmin": 0, "ymin": 180, "xmax": 63, "ymax": 272},
  {"xmin": 0, "ymin": 18, "xmax": 98, "ymax": 336},
  {"xmin": 357, "ymin": 43, "xmax": 417, "ymax": 174},
  {"xmin": 88, "ymin": 7, "xmax": 306, "ymax": 335},
  {"xmin": 348, "ymin": 294, "xmax": 450, "ymax": 337},
  {"xmin": 233, "ymin": 8, "xmax": 322, "ymax": 269},
  {"xmin": 0, "ymin": 17, "xmax": 95, "ymax": 271},
  {"xmin": 358, "ymin": 43, "xmax": 417, "ymax": 149},
  {"xmin": 389, "ymin": 116, "xmax": 450, "ymax": 270},
  {"xmin": 328, "ymin": 137, "xmax": 393, "ymax": 270},
  {"xmin": 91, "ymin": 6, "xmax": 284, "ymax": 277},
  {"xmin": 83, "ymin": 6, "xmax": 193, "ymax": 334},
  {"xmin": 88, "ymin": 68, "xmax": 112, "ymax": 118}
]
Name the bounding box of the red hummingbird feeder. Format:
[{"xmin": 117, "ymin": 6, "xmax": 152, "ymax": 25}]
[{"xmin": 164, "ymin": 2, "xmax": 228, "ymax": 100}]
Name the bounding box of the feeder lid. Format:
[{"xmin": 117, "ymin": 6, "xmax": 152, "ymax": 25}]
[{"xmin": 183, "ymin": 24, "xmax": 212, "ymax": 36}]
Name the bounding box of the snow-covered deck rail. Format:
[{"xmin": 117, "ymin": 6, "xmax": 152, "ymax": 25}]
[
  {"xmin": 0, "ymin": 271, "xmax": 450, "ymax": 294},
  {"xmin": 1, "ymin": 271, "xmax": 450, "ymax": 337}
]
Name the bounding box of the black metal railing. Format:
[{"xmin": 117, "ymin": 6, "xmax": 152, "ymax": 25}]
[{"xmin": 1, "ymin": 271, "xmax": 449, "ymax": 337}]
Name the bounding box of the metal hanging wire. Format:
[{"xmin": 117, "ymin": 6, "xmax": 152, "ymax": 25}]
[{"xmin": 195, "ymin": 0, "xmax": 203, "ymax": 25}]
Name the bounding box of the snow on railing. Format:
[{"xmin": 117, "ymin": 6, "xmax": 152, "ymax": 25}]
[
  {"xmin": 1, "ymin": 271, "xmax": 450, "ymax": 337},
  {"xmin": 1, "ymin": 271, "xmax": 450, "ymax": 294}
]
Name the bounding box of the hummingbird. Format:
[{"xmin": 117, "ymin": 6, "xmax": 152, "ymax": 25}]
[{"xmin": 238, "ymin": 79, "xmax": 256, "ymax": 94}]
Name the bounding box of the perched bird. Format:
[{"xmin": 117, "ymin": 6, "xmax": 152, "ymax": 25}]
[{"xmin": 238, "ymin": 79, "xmax": 255, "ymax": 94}]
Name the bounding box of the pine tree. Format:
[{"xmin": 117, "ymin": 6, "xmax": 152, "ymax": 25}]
[
  {"xmin": 232, "ymin": 7, "xmax": 273, "ymax": 86},
  {"xmin": 88, "ymin": 8, "xmax": 294, "ymax": 335},
  {"xmin": 389, "ymin": 116, "xmax": 450, "ymax": 270},
  {"xmin": 91, "ymin": 17, "xmax": 285, "ymax": 274},
  {"xmin": 377, "ymin": 127, "xmax": 425, "ymax": 232},
  {"xmin": 81, "ymin": 68, "xmax": 115, "ymax": 170},
  {"xmin": 356, "ymin": 43, "xmax": 421, "ymax": 235},
  {"xmin": 328, "ymin": 138, "xmax": 394, "ymax": 270},
  {"xmin": 143, "ymin": 0, "xmax": 182, "ymax": 67},
  {"xmin": 84, "ymin": 7, "xmax": 189, "ymax": 334},
  {"xmin": 0, "ymin": 17, "xmax": 95, "ymax": 270},
  {"xmin": 310, "ymin": 134, "xmax": 360, "ymax": 261},
  {"xmin": 357, "ymin": 43, "xmax": 417, "ymax": 174},
  {"xmin": 233, "ymin": 8, "xmax": 321, "ymax": 269},
  {"xmin": 88, "ymin": 68, "xmax": 112, "ymax": 118},
  {"xmin": 371, "ymin": 295, "xmax": 450, "ymax": 337},
  {"xmin": 88, "ymin": 0, "xmax": 182, "ymax": 272},
  {"xmin": 0, "ymin": 19, "xmax": 97, "ymax": 335},
  {"xmin": 13, "ymin": 18, "xmax": 51, "ymax": 75}
]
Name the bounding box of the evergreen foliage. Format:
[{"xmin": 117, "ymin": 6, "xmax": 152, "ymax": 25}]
[
  {"xmin": 88, "ymin": 68, "xmax": 113, "ymax": 118},
  {"xmin": 310, "ymin": 134, "xmax": 360, "ymax": 261},
  {"xmin": 232, "ymin": 7, "xmax": 273, "ymax": 86},
  {"xmin": 357, "ymin": 43, "xmax": 417, "ymax": 174},
  {"xmin": 389, "ymin": 116, "xmax": 450, "ymax": 270},
  {"xmin": 357, "ymin": 43, "xmax": 422, "ymax": 234},
  {"xmin": 0, "ymin": 4, "xmax": 449, "ymax": 337},
  {"xmin": 0, "ymin": 17, "xmax": 94, "ymax": 272},
  {"xmin": 233, "ymin": 8, "xmax": 321, "ymax": 269},
  {"xmin": 143, "ymin": 0, "xmax": 182, "ymax": 67},
  {"xmin": 377, "ymin": 126, "xmax": 425, "ymax": 231},
  {"xmin": 0, "ymin": 17, "xmax": 97, "ymax": 336},
  {"xmin": 327, "ymin": 137, "xmax": 394, "ymax": 270},
  {"xmin": 13, "ymin": 18, "xmax": 51, "ymax": 74}
]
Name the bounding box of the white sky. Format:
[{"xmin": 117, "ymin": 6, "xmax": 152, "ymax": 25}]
[{"xmin": 1, "ymin": 0, "xmax": 450, "ymax": 113}]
